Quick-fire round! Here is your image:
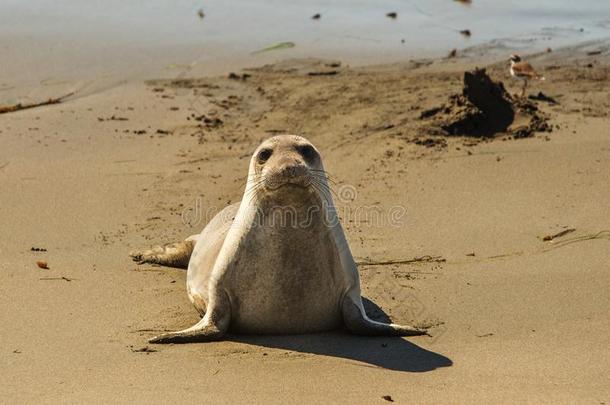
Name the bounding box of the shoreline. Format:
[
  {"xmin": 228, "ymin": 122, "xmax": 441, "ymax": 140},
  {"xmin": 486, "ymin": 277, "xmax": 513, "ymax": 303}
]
[
  {"xmin": 3, "ymin": 36, "xmax": 608, "ymax": 109},
  {"xmin": 2, "ymin": 0, "xmax": 609, "ymax": 104}
]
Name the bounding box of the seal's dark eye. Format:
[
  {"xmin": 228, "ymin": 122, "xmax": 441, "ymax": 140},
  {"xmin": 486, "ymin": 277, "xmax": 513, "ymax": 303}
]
[
  {"xmin": 258, "ymin": 148, "xmax": 272, "ymax": 163},
  {"xmin": 297, "ymin": 144, "xmax": 317, "ymax": 161}
]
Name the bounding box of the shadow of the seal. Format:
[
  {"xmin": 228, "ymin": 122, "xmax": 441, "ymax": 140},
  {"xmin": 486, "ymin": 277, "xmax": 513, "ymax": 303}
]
[{"xmin": 227, "ymin": 298, "xmax": 452, "ymax": 373}]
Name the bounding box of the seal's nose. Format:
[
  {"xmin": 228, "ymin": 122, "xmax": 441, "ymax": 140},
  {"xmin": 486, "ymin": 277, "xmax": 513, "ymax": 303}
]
[
  {"xmin": 265, "ymin": 158, "xmax": 310, "ymax": 190},
  {"xmin": 283, "ymin": 165, "xmax": 301, "ymax": 178},
  {"xmin": 280, "ymin": 163, "xmax": 308, "ymax": 179},
  {"xmin": 275, "ymin": 155, "xmax": 306, "ymax": 177}
]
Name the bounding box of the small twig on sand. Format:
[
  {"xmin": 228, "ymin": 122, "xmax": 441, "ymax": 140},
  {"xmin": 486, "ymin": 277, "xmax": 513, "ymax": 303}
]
[
  {"xmin": 131, "ymin": 328, "xmax": 173, "ymax": 333},
  {"xmin": 543, "ymin": 230, "xmax": 610, "ymax": 251},
  {"xmin": 131, "ymin": 346, "xmax": 157, "ymax": 353},
  {"xmin": 39, "ymin": 276, "xmax": 74, "ymax": 282},
  {"xmin": 0, "ymin": 92, "xmax": 75, "ymax": 115},
  {"xmin": 486, "ymin": 251, "xmax": 524, "ymax": 259},
  {"xmin": 542, "ymin": 228, "xmax": 576, "ymax": 241},
  {"xmin": 0, "ymin": 162, "xmax": 9, "ymax": 171},
  {"xmin": 356, "ymin": 255, "xmax": 445, "ymax": 266}
]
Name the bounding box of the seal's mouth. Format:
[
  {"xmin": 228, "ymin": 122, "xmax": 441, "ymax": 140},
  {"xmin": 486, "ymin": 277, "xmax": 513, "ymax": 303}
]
[
  {"xmin": 264, "ymin": 177, "xmax": 312, "ymax": 191},
  {"xmin": 263, "ymin": 166, "xmax": 312, "ymax": 191}
]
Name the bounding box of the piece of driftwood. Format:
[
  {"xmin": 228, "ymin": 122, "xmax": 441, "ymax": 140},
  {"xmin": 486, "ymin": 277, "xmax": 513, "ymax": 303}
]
[
  {"xmin": 544, "ymin": 230, "xmax": 610, "ymax": 250},
  {"xmin": 39, "ymin": 276, "xmax": 73, "ymax": 282},
  {"xmin": 0, "ymin": 92, "xmax": 74, "ymax": 115},
  {"xmin": 356, "ymin": 255, "xmax": 445, "ymax": 266},
  {"xmin": 542, "ymin": 228, "xmax": 576, "ymax": 241}
]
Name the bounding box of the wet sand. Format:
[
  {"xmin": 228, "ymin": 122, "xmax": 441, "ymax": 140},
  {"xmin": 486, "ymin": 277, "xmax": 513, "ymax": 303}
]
[
  {"xmin": 3, "ymin": 0, "xmax": 609, "ymax": 105},
  {"xmin": 1, "ymin": 42, "xmax": 610, "ymax": 403}
]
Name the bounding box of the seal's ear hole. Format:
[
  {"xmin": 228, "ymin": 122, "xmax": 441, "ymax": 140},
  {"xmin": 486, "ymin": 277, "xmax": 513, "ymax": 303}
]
[
  {"xmin": 258, "ymin": 148, "xmax": 273, "ymax": 164},
  {"xmin": 296, "ymin": 144, "xmax": 317, "ymax": 162}
]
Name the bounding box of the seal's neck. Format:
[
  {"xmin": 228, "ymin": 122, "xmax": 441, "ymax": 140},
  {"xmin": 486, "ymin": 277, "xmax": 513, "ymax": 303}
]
[{"xmin": 238, "ymin": 184, "xmax": 336, "ymax": 231}]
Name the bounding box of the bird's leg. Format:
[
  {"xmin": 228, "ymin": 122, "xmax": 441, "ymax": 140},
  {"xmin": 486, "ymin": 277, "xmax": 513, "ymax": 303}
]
[{"xmin": 521, "ymin": 79, "xmax": 528, "ymax": 97}]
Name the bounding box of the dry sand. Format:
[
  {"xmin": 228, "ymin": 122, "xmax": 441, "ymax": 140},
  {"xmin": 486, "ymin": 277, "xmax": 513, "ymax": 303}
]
[{"xmin": 1, "ymin": 43, "xmax": 609, "ymax": 403}]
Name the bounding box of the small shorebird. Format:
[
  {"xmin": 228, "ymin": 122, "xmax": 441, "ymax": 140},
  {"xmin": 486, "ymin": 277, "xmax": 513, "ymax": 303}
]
[{"xmin": 509, "ymin": 54, "xmax": 545, "ymax": 97}]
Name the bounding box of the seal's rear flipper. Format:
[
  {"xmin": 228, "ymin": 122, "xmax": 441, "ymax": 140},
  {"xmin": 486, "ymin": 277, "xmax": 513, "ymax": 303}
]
[
  {"xmin": 342, "ymin": 296, "xmax": 428, "ymax": 336},
  {"xmin": 149, "ymin": 291, "xmax": 230, "ymax": 344},
  {"xmin": 149, "ymin": 324, "xmax": 225, "ymax": 344},
  {"xmin": 130, "ymin": 235, "xmax": 198, "ymax": 269}
]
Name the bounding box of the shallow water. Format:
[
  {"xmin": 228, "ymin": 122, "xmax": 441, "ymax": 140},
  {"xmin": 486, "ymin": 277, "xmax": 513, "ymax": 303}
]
[{"xmin": 1, "ymin": 0, "xmax": 609, "ymax": 103}]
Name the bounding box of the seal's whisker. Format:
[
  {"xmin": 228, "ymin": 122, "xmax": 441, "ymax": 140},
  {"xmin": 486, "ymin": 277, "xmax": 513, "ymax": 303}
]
[
  {"xmin": 310, "ymin": 168, "xmax": 336, "ymax": 176},
  {"xmin": 309, "ymin": 181, "xmax": 329, "ymax": 205},
  {"xmin": 245, "ymin": 179, "xmax": 267, "ymax": 199},
  {"xmin": 310, "ymin": 177, "xmax": 336, "ymax": 203},
  {"xmin": 310, "ymin": 174, "xmax": 335, "ymax": 194},
  {"xmin": 245, "ymin": 179, "xmax": 263, "ymax": 191},
  {"xmin": 311, "ymin": 173, "xmax": 340, "ymax": 187},
  {"xmin": 311, "ymin": 174, "xmax": 338, "ymax": 186},
  {"xmin": 309, "ymin": 169, "xmax": 339, "ymax": 183},
  {"xmin": 310, "ymin": 176, "xmax": 332, "ymax": 193},
  {"xmin": 309, "ymin": 170, "xmax": 334, "ymax": 182},
  {"xmin": 247, "ymin": 183, "xmax": 265, "ymax": 197}
]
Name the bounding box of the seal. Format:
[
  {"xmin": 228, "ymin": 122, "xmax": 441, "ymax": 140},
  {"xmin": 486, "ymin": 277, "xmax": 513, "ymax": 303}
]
[{"xmin": 131, "ymin": 135, "xmax": 426, "ymax": 343}]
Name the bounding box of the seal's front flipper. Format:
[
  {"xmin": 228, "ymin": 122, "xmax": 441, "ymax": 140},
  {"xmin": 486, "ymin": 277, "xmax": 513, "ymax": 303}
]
[
  {"xmin": 130, "ymin": 235, "xmax": 198, "ymax": 269},
  {"xmin": 342, "ymin": 295, "xmax": 428, "ymax": 337},
  {"xmin": 149, "ymin": 292, "xmax": 230, "ymax": 344}
]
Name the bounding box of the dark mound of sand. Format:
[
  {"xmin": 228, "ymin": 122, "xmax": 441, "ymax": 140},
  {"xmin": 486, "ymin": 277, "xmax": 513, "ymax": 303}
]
[{"xmin": 420, "ymin": 68, "xmax": 550, "ymax": 138}]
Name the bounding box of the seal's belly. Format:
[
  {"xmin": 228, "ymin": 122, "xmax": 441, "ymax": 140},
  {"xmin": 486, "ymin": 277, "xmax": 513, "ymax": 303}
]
[
  {"xmin": 231, "ymin": 271, "xmax": 343, "ymax": 333},
  {"xmin": 227, "ymin": 227, "xmax": 347, "ymax": 334}
]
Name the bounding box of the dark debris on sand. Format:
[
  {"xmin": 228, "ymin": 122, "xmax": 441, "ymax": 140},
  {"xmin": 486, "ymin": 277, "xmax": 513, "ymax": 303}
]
[{"xmin": 419, "ymin": 68, "xmax": 551, "ymax": 139}]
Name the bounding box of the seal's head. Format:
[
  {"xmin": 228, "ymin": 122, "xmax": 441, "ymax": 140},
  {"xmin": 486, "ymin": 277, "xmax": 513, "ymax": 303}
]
[{"xmin": 248, "ymin": 135, "xmax": 325, "ymax": 198}]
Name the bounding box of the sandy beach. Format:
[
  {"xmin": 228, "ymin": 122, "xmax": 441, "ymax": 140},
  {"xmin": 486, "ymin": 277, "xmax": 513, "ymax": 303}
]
[{"xmin": 1, "ymin": 6, "xmax": 610, "ymax": 401}]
